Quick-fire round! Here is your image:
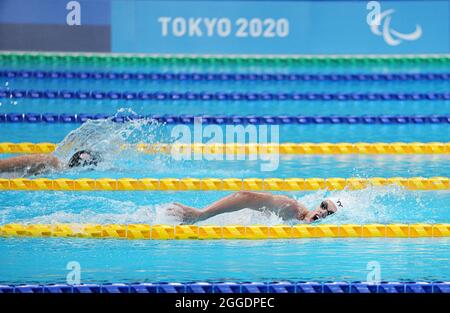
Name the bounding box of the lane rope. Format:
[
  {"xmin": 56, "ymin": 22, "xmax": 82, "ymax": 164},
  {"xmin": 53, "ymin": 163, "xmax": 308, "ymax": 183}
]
[
  {"xmin": 2, "ymin": 282, "xmax": 449, "ymax": 293},
  {"xmin": 1, "ymin": 53, "xmax": 449, "ymax": 65},
  {"xmin": 1, "ymin": 223, "xmax": 449, "ymax": 239},
  {"xmin": 2, "ymin": 70, "xmax": 449, "ymax": 81},
  {"xmin": 1, "ymin": 113, "xmax": 449, "ymax": 124},
  {"xmin": 0, "ymin": 177, "xmax": 448, "ymax": 191},
  {"xmin": 1, "ymin": 89, "xmax": 449, "ymax": 101},
  {"xmin": 1, "ymin": 142, "xmax": 449, "ymax": 155}
]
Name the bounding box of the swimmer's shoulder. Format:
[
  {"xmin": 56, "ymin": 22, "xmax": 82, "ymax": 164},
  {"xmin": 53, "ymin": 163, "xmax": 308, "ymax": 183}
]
[
  {"xmin": 45, "ymin": 154, "xmax": 62, "ymax": 168},
  {"xmin": 27, "ymin": 154, "xmax": 61, "ymax": 168}
]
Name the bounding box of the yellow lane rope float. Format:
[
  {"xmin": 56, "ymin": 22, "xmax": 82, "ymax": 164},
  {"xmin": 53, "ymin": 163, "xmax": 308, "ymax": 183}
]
[
  {"xmin": 0, "ymin": 142, "xmax": 449, "ymax": 155},
  {"xmin": 0, "ymin": 177, "xmax": 448, "ymax": 191},
  {"xmin": 1, "ymin": 224, "xmax": 449, "ymax": 239}
]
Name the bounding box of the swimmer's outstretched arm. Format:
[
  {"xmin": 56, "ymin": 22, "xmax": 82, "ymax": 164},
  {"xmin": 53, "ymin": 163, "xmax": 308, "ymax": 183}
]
[
  {"xmin": 169, "ymin": 191, "xmax": 308, "ymax": 223},
  {"xmin": 0, "ymin": 154, "xmax": 61, "ymax": 175}
]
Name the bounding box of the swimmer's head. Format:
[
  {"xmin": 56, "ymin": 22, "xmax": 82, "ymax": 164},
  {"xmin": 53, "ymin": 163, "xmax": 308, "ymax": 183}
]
[
  {"xmin": 68, "ymin": 150, "xmax": 102, "ymax": 168},
  {"xmin": 306, "ymin": 199, "xmax": 338, "ymax": 222}
]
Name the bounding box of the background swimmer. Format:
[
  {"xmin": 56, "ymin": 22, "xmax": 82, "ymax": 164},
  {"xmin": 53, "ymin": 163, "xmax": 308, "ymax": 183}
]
[
  {"xmin": 0, "ymin": 150, "xmax": 102, "ymax": 176},
  {"xmin": 168, "ymin": 191, "xmax": 338, "ymax": 224},
  {"xmin": 1, "ymin": 150, "xmax": 339, "ymax": 224}
]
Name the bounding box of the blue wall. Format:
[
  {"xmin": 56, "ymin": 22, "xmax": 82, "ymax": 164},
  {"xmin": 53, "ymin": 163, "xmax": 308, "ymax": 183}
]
[{"xmin": 0, "ymin": 0, "xmax": 448, "ymax": 54}]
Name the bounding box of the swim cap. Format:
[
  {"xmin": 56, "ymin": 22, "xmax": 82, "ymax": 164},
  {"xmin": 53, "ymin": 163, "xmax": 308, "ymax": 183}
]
[{"xmin": 68, "ymin": 150, "xmax": 102, "ymax": 168}]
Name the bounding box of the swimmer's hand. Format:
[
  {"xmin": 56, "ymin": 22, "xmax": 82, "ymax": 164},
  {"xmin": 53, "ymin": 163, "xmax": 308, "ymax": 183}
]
[{"xmin": 167, "ymin": 203, "xmax": 202, "ymax": 224}]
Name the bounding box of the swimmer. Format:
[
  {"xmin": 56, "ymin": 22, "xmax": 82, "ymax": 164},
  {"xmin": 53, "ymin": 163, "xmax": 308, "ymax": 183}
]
[
  {"xmin": 0, "ymin": 150, "xmax": 102, "ymax": 176},
  {"xmin": 168, "ymin": 191, "xmax": 339, "ymax": 224}
]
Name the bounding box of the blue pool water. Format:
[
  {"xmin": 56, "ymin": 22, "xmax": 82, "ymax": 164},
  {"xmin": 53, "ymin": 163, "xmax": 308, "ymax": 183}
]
[
  {"xmin": 1, "ymin": 123, "xmax": 449, "ymax": 143},
  {"xmin": 1, "ymin": 238, "xmax": 449, "ymax": 284},
  {"xmin": 4, "ymin": 75, "xmax": 450, "ymax": 93},
  {"xmin": 0, "ymin": 56, "xmax": 449, "ymax": 284}
]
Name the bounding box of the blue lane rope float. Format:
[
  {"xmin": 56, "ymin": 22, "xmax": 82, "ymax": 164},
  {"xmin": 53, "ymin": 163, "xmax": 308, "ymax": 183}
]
[
  {"xmin": 0, "ymin": 282, "xmax": 449, "ymax": 293},
  {"xmin": 1, "ymin": 70, "xmax": 449, "ymax": 82},
  {"xmin": 1, "ymin": 89, "xmax": 449, "ymax": 101},
  {"xmin": 0, "ymin": 113, "xmax": 449, "ymax": 124}
]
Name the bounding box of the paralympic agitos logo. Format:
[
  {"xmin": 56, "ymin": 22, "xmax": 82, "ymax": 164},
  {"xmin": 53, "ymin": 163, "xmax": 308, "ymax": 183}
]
[{"xmin": 366, "ymin": 1, "xmax": 422, "ymax": 46}]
